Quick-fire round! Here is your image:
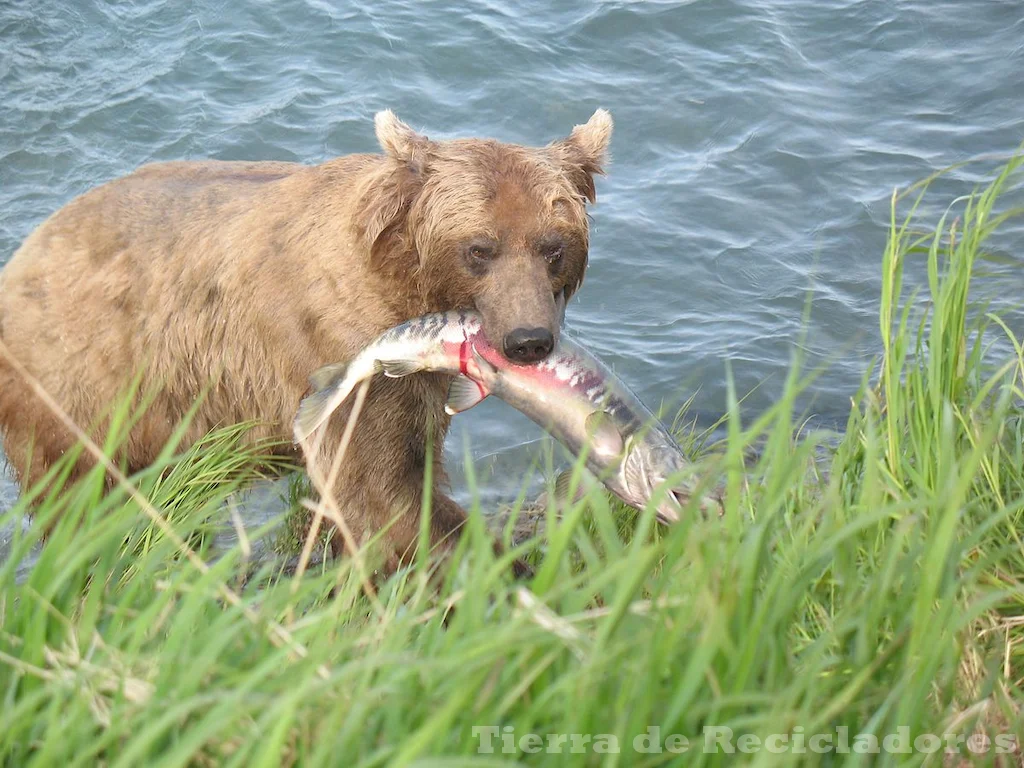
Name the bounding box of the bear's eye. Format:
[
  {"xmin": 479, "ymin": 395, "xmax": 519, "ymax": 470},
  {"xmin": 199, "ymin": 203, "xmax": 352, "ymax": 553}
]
[
  {"xmin": 538, "ymin": 237, "xmax": 565, "ymax": 265},
  {"xmin": 466, "ymin": 243, "xmax": 497, "ymax": 261}
]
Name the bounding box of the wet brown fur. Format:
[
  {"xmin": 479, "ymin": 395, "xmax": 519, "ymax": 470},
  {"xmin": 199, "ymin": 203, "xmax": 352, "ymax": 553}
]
[{"xmin": 0, "ymin": 110, "xmax": 612, "ymax": 571}]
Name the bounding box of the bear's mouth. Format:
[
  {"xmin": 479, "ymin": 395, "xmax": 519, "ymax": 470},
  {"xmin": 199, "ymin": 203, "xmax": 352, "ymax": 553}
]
[{"xmin": 470, "ymin": 289, "xmax": 566, "ymax": 361}]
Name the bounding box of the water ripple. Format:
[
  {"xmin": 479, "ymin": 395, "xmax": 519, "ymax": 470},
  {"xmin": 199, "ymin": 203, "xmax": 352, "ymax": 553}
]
[{"xmin": 1, "ymin": 0, "xmax": 1023, "ymax": 506}]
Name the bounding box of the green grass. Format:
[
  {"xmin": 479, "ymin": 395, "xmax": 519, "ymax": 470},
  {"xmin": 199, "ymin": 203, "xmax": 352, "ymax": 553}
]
[{"xmin": 2, "ymin": 155, "xmax": 1024, "ymax": 766}]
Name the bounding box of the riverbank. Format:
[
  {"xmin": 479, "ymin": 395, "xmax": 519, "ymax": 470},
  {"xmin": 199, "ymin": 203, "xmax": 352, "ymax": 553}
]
[{"xmin": 1, "ymin": 156, "xmax": 1023, "ymax": 765}]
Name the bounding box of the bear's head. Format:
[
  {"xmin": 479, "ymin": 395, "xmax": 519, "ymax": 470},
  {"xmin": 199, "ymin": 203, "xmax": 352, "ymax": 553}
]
[{"xmin": 356, "ymin": 109, "xmax": 612, "ymax": 364}]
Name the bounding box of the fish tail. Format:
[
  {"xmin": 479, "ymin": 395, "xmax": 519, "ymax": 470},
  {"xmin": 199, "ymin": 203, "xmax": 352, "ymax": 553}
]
[
  {"xmin": 294, "ymin": 386, "xmax": 344, "ymax": 443},
  {"xmin": 308, "ymin": 361, "xmax": 349, "ymax": 391},
  {"xmin": 294, "ymin": 358, "xmax": 379, "ymax": 442}
]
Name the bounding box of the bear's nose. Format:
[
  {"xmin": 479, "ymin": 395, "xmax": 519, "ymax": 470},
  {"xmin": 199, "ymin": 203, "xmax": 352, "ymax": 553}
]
[{"xmin": 503, "ymin": 327, "xmax": 554, "ymax": 363}]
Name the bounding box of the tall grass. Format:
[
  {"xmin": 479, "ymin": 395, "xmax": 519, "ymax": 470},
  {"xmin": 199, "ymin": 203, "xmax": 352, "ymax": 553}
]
[{"xmin": 1, "ymin": 156, "xmax": 1023, "ymax": 766}]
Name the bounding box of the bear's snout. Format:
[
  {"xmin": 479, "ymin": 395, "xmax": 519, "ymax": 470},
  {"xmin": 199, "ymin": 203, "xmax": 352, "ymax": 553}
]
[{"xmin": 503, "ymin": 327, "xmax": 554, "ymax": 364}]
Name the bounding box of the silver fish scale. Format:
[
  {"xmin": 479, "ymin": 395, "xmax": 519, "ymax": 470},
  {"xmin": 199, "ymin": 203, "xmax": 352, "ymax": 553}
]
[
  {"xmin": 391, "ymin": 310, "xmax": 479, "ymax": 344},
  {"xmin": 540, "ymin": 344, "xmax": 646, "ymax": 433}
]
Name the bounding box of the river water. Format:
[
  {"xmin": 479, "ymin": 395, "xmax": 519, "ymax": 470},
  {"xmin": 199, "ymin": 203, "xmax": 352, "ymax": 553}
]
[{"xmin": 2, "ymin": 0, "xmax": 1023, "ymax": 515}]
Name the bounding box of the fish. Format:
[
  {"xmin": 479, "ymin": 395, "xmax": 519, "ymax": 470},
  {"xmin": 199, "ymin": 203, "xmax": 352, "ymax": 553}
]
[{"xmin": 294, "ymin": 310, "xmax": 722, "ymax": 523}]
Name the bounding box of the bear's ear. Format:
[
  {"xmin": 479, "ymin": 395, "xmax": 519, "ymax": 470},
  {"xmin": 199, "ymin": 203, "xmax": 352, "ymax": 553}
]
[
  {"xmin": 355, "ymin": 111, "xmax": 434, "ymax": 257},
  {"xmin": 549, "ymin": 109, "xmax": 613, "ymax": 204},
  {"xmin": 374, "ymin": 110, "xmax": 434, "ymax": 172},
  {"xmin": 356, "ymin": 164, "xmax": 422, "ymax": 257}
]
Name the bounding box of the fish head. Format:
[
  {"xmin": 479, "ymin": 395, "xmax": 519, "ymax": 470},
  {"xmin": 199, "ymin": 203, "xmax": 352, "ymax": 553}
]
[{"xmin": 622, "ymin": 431, "xmax": 722, "ymax": 523}]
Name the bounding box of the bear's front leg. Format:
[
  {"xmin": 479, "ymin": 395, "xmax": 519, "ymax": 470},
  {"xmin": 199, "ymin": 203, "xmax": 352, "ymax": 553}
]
[
  {"xmin": 303, "ymin": 372, "xmax": 533, "ymax": 579},
  {"xmin": 303, "ymin": 372, "xmax": 492, "ymax": 577}
]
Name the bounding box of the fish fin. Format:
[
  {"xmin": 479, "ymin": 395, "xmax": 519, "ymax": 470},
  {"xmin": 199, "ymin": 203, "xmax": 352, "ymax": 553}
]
[
  {"xmin": 553, "ymin": 470, "xmax": 587, "ymax": 505},
  {"xmin": 294, "ymin": 387, "xmax": 342, "ymax": 443},
  {"xmin": 308, "ymin": 362, "xmax": 349, "ymax": 392},
  {"xmin": 445, "ymin": 375, "xmax": 488, "ymax": 415},
  {"xmin": 471, "ymin": 345, "xmax": 499, "ymax": 376},
  {"xmin": 584, "ymin": 410, "xmax": 625, "ymax": 458},
  {"xmin": 380, "ymin": 357, "xmax": 422, "ymax": 378}
]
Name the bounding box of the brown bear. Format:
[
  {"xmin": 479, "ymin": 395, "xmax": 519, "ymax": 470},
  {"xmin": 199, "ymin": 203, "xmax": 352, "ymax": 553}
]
[{"xmin": 0, "ymin": 109, "xmax": 613, "ymax": 572}]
